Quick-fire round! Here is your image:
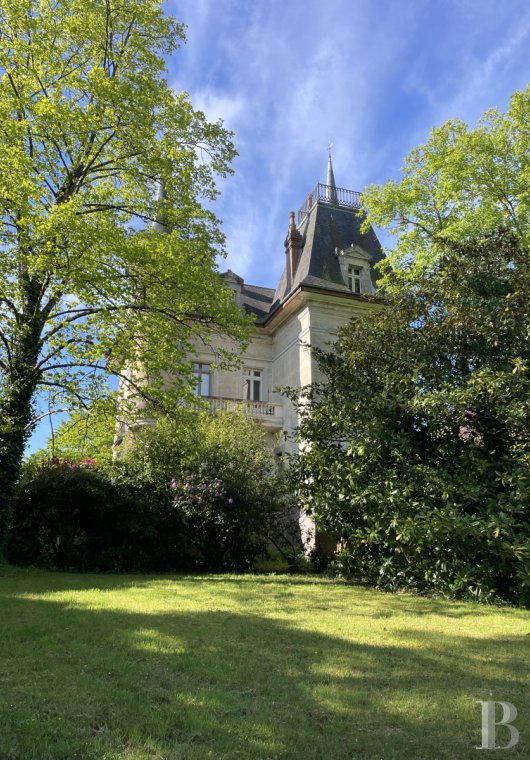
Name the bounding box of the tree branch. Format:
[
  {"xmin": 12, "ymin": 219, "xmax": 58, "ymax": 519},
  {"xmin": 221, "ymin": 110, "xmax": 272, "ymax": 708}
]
[
  {"xmin": 25, "ymin": 407, "xmax": 77, "ymax": 431},
  {"xmin": 0, "ymin": 296, "xmax": 21, "ymax": 322},
  {"xmin": 36, "ymin": 336, "xmax": 95, "ymax": 370}
]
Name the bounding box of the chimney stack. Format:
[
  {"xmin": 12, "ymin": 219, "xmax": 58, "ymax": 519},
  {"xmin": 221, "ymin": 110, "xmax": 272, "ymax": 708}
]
[{"xmin": 284, "ymin": 211, "xmax": 302, "ymax": 292}]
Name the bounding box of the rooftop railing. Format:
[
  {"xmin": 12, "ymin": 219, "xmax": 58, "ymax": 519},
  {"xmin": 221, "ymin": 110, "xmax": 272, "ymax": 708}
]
[{"xmin": 297, "ymin": 183, "xmax": 362, "ymax": 224}]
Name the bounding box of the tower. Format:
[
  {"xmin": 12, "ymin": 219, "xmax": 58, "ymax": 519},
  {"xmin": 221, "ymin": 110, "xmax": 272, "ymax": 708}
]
[
  {"xmin": 115, "ymin": 155, "xmax": 386, "ymax": 555},
  {"xmin": 261, "ymin": 155, "xmax": 385, "ymax": 552}
]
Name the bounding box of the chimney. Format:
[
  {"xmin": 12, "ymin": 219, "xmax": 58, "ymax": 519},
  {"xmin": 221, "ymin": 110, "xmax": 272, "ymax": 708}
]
[{"xmin": 284, "ymin": 211, "xmax": 302, "ymax": 292}]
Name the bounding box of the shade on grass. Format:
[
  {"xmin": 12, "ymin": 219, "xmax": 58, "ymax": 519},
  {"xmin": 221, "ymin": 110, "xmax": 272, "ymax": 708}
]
[{"xmin": 0, "ymin": 567, "xmax": 529, "ymax": 759}]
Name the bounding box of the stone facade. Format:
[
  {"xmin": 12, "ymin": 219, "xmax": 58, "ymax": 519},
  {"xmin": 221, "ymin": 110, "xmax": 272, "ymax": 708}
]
[
  {"xmin": 186, "ymin": 169, "xmax": 385, "ymax": 550},
  {"xmin": 117, "ymin": 165, "xmax": 385, "ymax": 552}
]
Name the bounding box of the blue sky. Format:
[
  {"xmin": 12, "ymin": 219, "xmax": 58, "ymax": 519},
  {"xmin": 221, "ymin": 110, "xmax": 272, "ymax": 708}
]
[
  {"xmin": 27, "ymin": 0, "xmax": 530, "ymax": 453},
  {"xmin": 168, "ymin": 0, "xmax": 530, "ymax": 288}
]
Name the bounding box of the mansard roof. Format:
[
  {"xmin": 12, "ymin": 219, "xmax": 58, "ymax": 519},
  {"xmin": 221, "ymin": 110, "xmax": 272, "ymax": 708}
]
[
  {"xmin": 241, "ymin": 283, "xmax": 275, "ymax": 320},
  {"xmin": 220, "ymin": 270, "xmax": 275, "ymax": 322},
  {"xmin": 221, "ymin": 175, "xmax": 385, "ymax": 325},
  {"xmin": 271, "ymin": 186, "xmax": 385, "ymax": 310}
]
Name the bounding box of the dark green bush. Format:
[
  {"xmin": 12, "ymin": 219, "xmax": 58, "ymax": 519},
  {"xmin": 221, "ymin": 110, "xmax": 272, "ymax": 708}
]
[
  {"xmin": 5, "ymin": 459, "xmax": 185, "ymax": 571},
  {"xmin": 290, "ymin": 233, "xmax": 530, "ymax": 605},
  {"xmin": 6, "ymin": 409, "xmax": 298, "ymax": 572},
  {"xmin": 169, "ymin": 470, "xmax": 261, "ymax": 569}
]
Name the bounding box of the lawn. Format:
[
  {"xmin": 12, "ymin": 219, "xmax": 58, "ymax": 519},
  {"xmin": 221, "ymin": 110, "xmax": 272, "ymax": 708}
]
[{"xmin": 0, "ymin": 566, "xmax": 529, "ymax": 759}]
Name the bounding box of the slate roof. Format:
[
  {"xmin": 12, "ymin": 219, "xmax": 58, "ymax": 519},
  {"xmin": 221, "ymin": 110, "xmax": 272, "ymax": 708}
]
[
  {"xmin": 271, "ymin": 199, "xmax": 385, "ymax": 309},
  {"xmin": 221, "ymin": 192, "xmax": 385, "ymax": 325},
  {"xmin": 241, "ymin": 283, "xmax": 275, "ymax": 321}
]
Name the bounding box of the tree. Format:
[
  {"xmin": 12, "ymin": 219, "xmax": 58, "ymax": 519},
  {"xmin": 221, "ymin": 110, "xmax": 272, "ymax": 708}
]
[
  {"xmin": 25, "ymin": 395, "xmax": 117, "ymax": 466},
  {"xmin": 292, "ymin": 88, "xmax": 530, "ymax": 604},
  {"xmin": 361, "ymin": 85, "xmax": 530, "ymax": 275},
  {"xmin": 0, "ymin": 0, "xmax": 250, "ymax": 535}
]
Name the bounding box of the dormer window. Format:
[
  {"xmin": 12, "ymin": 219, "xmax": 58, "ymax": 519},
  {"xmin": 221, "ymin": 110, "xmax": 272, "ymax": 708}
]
[
  {"xmin": 336, "ymin": 244, "xmax": 374, "ymax": 295},
  {"xmin": 348, "ymin": 265, "xmax": 362, "ymax": 294}
]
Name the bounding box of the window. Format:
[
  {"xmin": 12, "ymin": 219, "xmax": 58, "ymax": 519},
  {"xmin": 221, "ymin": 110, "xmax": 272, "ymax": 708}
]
[
  {"xmin": 336, "ymin": 246, "xmax": 373, "ymax": 294},
  {"xmin": 348, "ymin": 265, "xmax": 362, "ymax": 294},
  {"xmin": 244, "ymin": 368, "xmax": 262, "ymax": 401},
  {"xmin": 192, "ymin": 363, "xmax": 210, "ymax": 396}
]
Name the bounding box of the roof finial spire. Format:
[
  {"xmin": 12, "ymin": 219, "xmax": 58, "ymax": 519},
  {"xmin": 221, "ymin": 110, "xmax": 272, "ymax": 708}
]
[{"xmin": 326, "ymin": 143, "xmax": 338, "ymax": 203}]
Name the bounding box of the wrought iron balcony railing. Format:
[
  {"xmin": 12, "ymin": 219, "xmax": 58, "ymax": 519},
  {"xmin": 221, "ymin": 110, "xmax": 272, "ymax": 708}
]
[{"xmin": 297, "ymin": 183, "xmax": 362, "ymax": 223}]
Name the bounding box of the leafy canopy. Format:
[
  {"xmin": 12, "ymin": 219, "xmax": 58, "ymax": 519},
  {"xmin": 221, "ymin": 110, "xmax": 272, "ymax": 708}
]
[
  {"xmin": 0, "ymin": 0, "xmax": 249, "ymax": 417},
  {"xmin": 362, "ymin": 85, "xmax": 530, "ymax": 280},
  {"xmin": 292, "ymin": 87, "xmax": 530, "ymax": 604},
  {"xmin": 0, "ymin": 0, "xmax": 251, "ymax": 526},
  {"xmin": 25, "ymin": 396, "xmax": 117, "ymax": 466}
]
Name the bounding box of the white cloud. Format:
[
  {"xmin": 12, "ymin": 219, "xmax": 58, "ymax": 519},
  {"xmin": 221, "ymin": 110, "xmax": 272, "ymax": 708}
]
[
  {"xmin": 164, "ymin": 0, "xmax": 530, "ymax": 286},
  {"xmin": 192, "ymin": 89, "xmax": 246, "ymax": 130},
  {"xmin": 447, "ymin": 21, "xmax": 530, "ymax": 121}
]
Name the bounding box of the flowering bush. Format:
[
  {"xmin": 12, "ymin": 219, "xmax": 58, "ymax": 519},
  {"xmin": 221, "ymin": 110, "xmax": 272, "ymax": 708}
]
[
  {"xmin": 170, "ymin": 469, "xmax": 264, "ymax": 569},
  {"xmin": 48, "ymin": 456, "xmax": 97, "ymax": 468},
  {"xmin": 171, "ymin": 473, "xmax": 226, "ymax": 513},
  {"xmin": 6, "ymin": 409, "xmax": 297, "ymax": 572},
  {"xmin": 128, "ymin": 409, "xmax": 297, "ymax": 570}
]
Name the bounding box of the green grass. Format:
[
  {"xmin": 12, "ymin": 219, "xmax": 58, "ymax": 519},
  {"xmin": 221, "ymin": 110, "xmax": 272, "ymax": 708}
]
[{"xmin": 0, "ymin": 566, "xmax": 529, "ymax": 759}]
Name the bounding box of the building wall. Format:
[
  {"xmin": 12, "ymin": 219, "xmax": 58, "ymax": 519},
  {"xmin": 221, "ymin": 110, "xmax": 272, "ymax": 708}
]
[
  {"xmin": 185, "ymin": 291, "xmax": 382, "ymax": 449},
  {"xmin": 266, "ymin": 293, "xmax": 382, "ymax": 552},
  {"xmin": 193, "ymin": 331, "xmax": 274, "ymax": 401}
]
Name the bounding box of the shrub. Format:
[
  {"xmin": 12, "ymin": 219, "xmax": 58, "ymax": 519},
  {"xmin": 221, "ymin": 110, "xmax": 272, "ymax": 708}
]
[
  {"xmin": 128, "ymin": 409, "xmax": 299, "ymax": 570},
  {"xmin": 6, "ymin": 409, "xmax": 299, "ymax": 572},
  {"xmin": 169, "ymin": 470, "xmax": 260, "ymax": 569},
  {"xmin": 5, "ymin": 459, "xmax": 185, "ymax": 571}
]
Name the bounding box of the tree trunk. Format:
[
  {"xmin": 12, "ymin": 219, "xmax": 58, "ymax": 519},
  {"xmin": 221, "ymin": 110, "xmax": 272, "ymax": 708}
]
[{"xmin": 0, "ymin": 304, "xmax": 42, "ymax": 542}]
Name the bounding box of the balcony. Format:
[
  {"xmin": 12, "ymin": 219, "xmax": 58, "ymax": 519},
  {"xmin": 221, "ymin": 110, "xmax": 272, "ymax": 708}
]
[{"xmin": 207, "ymin": 397, "xmax": 284, "ymax": 429}]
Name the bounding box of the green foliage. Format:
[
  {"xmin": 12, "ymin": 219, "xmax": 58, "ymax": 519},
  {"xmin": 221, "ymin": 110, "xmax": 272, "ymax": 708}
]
[
  {"xmin": 170, "ymin": 471, "xmax": 260, "ymax": 570},
  {"xmin": 292, "ymin": 87, "xmax": 530, "ymax": 605},
  {"xmin": 362, "ymin": 84, "xmax": 530, "ymax": 279},
  {"xmin": 294, "ymin": 233, "xmax": 530, "ymax": 604},
  {"xmin": 0, "ymin": 0, "xmax": 250, "ymax": 533},
  {"xmin": 28, "ymin": 396, "xmax": 118, "ymax": 466},
  {"xmin": 7, "ymin": 410, "xmax": 297, "ymax": 572},
  {"xmin": 128, "ymin": 409, "xmax": 298, "ymax": 569},
  {"xmin": 4, "ymin": 459, "xmax": 174, "ymax": 571}
]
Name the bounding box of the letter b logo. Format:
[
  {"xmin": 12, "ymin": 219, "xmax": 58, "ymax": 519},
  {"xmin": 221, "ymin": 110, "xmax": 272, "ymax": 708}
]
[{"xmin": 476, "ymin": 700, "xmax": 519, "ymax": 750}]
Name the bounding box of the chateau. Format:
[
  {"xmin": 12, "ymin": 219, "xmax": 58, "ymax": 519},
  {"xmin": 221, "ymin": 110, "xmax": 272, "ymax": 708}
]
[
  {"xmin": 191, "ymin": 156, "xmax": 384, "ymax": 454},
  {"xmin": 116, "ymin": 157, "xmax": 385, "ymax": 547},
  {"xmin": 188, "ymin": 157, "xmax": 385, "ymax": 545}
]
